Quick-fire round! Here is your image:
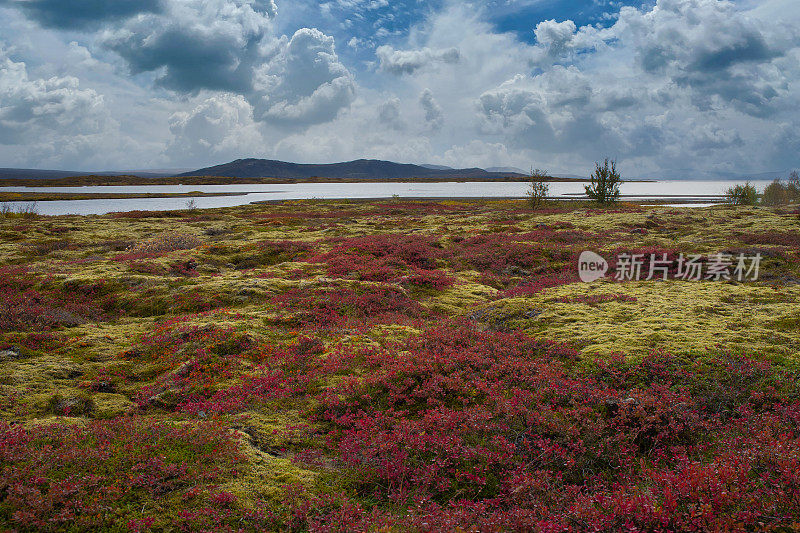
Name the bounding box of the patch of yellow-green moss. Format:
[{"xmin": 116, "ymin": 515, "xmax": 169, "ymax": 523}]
[
  {"xmin": 424, "ymin": 277, "xmax": 497, "ymax": 314},
  {"xmin": 477, "ymin": 280, "xmax": 800, "ymax": 360},
  {"xmin": 222, "ymin": 412, "xmax": 319, "ymax": 508}
]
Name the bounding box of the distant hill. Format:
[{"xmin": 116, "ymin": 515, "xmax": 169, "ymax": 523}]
[
  {"xmin": 0, "ymin": 168, "xmax": 178, "ymax": 179},
  {"xmin": 486, "ymin": 166, "xmax": 528, "ymax": 174},
  {"xmin": 177, "ymin": 159, "xmax": 527, "ymax": 180}
]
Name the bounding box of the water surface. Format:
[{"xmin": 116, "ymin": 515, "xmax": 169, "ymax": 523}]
[{"xmin": 0, "ymin": 180, "xmax": 758, "ymax": 215}]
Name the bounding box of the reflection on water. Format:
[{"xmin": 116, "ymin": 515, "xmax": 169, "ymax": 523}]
[{"xmin": 0, "ymin": 180, "xmax": 758, "ymax": 216}]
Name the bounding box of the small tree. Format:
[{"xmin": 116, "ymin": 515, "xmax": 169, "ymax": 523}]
[
  {"xmin": 725, "ymin": 182, "xmax": 758, "ymax": 206},
  {"xmin": 585, "ymin": 158, "xmax": 621, "ymax": 204},
  {"xmin": 762, "ymin": 179, "xmax": 789, "ymax": 206},
  {"xmin": 526, "ymin": 168, "xmax": 550, "ymax": 208},
  {"xmin": 788, "ymin": 170, "xmax": 800, "ymax": 202}
]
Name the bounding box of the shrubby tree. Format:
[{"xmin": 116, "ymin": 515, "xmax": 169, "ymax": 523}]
[
  {"xmin": 585, "ymin": 158, "xmax": 621, "ymax": 204},
  {"xmin": 788, "ymin": 170, "xmax": 800, "ymax": 201},
  {"xmin": 762, "ymin": 179, "xmax": 789, "ymax": 206},
  {"xmin": 725, "ymin": 182, "xmax": 759, "ymax": 206},
  {"xmin": 526, "ymin": 168, "xmax": 550, "ymax": 208}
]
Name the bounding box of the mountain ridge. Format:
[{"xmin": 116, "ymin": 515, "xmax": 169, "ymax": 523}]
[{"xmin": 175, "ymin": 158, "xmax": 526, "ymax": 180}]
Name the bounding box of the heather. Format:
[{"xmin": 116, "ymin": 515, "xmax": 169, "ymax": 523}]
[{"xmin": 1, "ymin": 199, "xmax": 800, "ymax": 531}]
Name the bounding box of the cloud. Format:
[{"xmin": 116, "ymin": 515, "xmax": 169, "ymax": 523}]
[
  {"xmin": 251, "ymin": 28, "xmax": 355, "ymax": 127},
  {"xmin": 0, "ymin": 51, "xmax": 107, "ymax": 144},
  {"xmin": 165, "ymin": 94, "xmax": 265, "ymax": 165},
  {"xmin": 419, "ymin": 88, "xmax": 443, "ymax": 131},
  {"xmin": 99, "ymin": 0, "xmax": 277, "ymax": 93},
  {"xmin": 532, "ymin": 19, "xmax": 608, "ymax": 64},
  {"xmin": 0, "ymin": 0, "xmax": 162, "ymax": 30},
  {"xmin": 377, "ymin": 97, "xmax": 404, "ymax": 130},
  {"xmin": 1, "ymin": 0, "xmax": 799, "ymax": 176},
  {"xmin": 98, "ymin": 3, "xmax": 353, "ymax": 128},
  {"xmin": 376, "ymin": 45, "xmax": 460, "ymax": 75},
  {"xmin": 614, "ymin": 0, "xmax": 794, "ymax": 117},
  {"xmin": 471, "ymin": 0, "xmax": 800, "ymax": 173}
]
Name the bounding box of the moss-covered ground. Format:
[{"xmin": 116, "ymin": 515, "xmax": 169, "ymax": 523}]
[{"xmin": 1, "ymin": 200, "xmax": 800, "ymax": 531}]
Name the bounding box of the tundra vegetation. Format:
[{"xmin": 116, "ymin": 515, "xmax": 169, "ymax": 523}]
[{"xmin": 1, "ymin": 198, "xmax": 800, "ymax": 531}]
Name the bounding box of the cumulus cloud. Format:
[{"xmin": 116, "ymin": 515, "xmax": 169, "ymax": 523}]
[
  {"xmin": 165, "ymin": 94, "xmax": 265, "ymax": 165},
  {"xmin": 1, "ymin": 0, "xmax": 799, "ymax": 176},
  {"xmin": 419, "ymin": 88, "xmax": 443, "ymax": 131},
  {"xmin": 251, "ymin": 28, "xmax": 355, "ymax": 127},
  {"xmin": 376, "ymin": 45, "xmax": 460, "ymax": 75},
  {"xmin": 100, "ymin": 0, "xmax": 277, "ymax": 93},
  {"xmin": 474, "ymin": 0, "xmax": 800, "ymax": 172},
  {"xmin": 532, "ymin": 19, "xmax": 608, "ymax": 64},
  {"xmin": 377, "ymin": 97, "xmax": 404, "ymax": 130},
  {"xmin": 0, "ymin": 0, "xmax": 162, "ymax": 30},
  {"xmin": 0, "ymin": 52, "xmax": 107, "ymax": 144},
  {"xmin": 96, "ymin": 2, "xmax": 353, "ymax": 128},
  {"xmin": 615, "ymin": 0, "xmax": 793, "ymax": 117}
]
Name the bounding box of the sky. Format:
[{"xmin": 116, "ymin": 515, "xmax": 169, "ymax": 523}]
[{"xmin": 0, "ymin": 0, "xmax": 798, "ymax": 177}]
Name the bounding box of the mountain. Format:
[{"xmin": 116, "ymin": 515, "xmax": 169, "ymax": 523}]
[
  {"xmin": 420, "ymin": 164, "xmax": 454, "ymax": 170},
  {"xmin": 176, "ymin": 159, "xmax": 526, "ymax": 180},
  {"xmin": 0, "ymin": 168, "xmax": 179, "ymax": 179},
  {"xmin": 486, "ymin": 166, "xmax": 528, "ymax": 174}
]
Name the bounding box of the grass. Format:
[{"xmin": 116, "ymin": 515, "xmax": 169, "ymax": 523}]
[{"xmin": 1, "ymin": 198, "xmax": 800, "ymax": 530}]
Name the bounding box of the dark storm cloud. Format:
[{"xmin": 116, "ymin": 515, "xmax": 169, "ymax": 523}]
[
  {"xmin": 0, "ymin": 0, "xmax": 162, "ymax": 29},
  {"xmin": 98, "ymin": 0, "xmax": 276, "ymax": 94},
  {"xmin": 624, "ymin": 0, "xmax": 793, "ymax": 117},
  {"xmin": 103, "ymin": 27, "xmax": 262, "ymax": 93}
]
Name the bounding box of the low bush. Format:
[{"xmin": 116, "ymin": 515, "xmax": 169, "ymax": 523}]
[
  {"xmin": 121, "ymin": 233, "xmax": 204, "ymax": 258},
  {"xmin": 725, "ymin": 182, "xmax": 759, "ymax": 206},
  {"xmin": 762, "ymin": 179, "xmax": 791, "ymax": 206},
  {"xmin": 0, "ymin": 417, "xmax": 253, "ymax": 531},
  {"xmin": 0, "ymin": 268, "xmax": 115, "ymax": 331},
  {"xmin": 270, "ymin": 284, "xmax": 429, "ymax": 328},
  {"xmin": 299, "ymin": 324, "xmax": 800, "ymax": 531}
]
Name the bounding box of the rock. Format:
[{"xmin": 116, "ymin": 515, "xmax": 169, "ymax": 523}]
[
  {"xmin": 604, "ymin": 397, "xmax": 640, "ymax": 416},
  {"xmin": 501, "ymin": 265, "xmax": 532, "ymax": 277},
  {"xmin": 147, "ymin": 389, "xmax": 181, "ymax": 410},
  {"xmin": 198, "ymin": 264, "xmax": 220, "ymax": 274},
  {"xmin": 0, "ymin": 348, "xmax": 21, "ymax": 361}
]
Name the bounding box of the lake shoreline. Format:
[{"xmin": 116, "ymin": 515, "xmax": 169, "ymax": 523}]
[{"xmin": 0, "ymin": 175, "xmax": 655, "ymax": 187}]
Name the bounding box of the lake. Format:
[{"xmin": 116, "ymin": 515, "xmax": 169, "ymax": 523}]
[{"xmin": 0, "ymin": 180, "xmax": 765, "ymax": 216}]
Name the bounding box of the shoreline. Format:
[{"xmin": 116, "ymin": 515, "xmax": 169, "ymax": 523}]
[{"xmin": 0, "ymin": 175, "xmax": 654, "ymax": 187}]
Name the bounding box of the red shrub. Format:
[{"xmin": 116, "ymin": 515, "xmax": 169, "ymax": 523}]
[
  {"xmin": 270, "ymin": 284, "xmax": 430, "ymax": 328},
  {"xmin": 0, "ymin": 268, "xmax": 115, "ymax": 331},
  {"xmin": 313, "ymin": 234, "xmax": 454, "ymax": 288},
  {"xmin": 0, "ymin": 417, "xmax": 254, "ymax": 531},
  {"xmin": 740, "ymin": 231, "xmax": 800, "ymax": 247},
  {"xmin": 298, "ymin": 324, "xmax": 800, "ymax": 531}
]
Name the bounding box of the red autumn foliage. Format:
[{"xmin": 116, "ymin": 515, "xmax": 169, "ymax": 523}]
[
  {"xmin": 292, "ymin": 323, "xmax": 800, "ymax": 531},
  {"xmin": 0, "ymin": 268, "xmax": 114, "ymax": 331},
  {"xmin": 269, "ymin": 283, "xmax": 431, "ymax": 328},
  {"xmin": 0, "ymin": 417, "xmax": 252, "ymax": 531}
]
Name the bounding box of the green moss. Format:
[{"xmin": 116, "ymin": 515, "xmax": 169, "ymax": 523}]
[
  {"xmin": 91, "ymin": 392, "xmax": 134, "ymax": 418},
  {"xmin": 223, "ymin": 424, "xmax": 319, "ymax": 508},
  {"xmin": 476, "ymin": 281, "xmax": 800, "ymax": 359},
  {"xmin": 425, "ymin": 278, "xmax": 497, "ymax": 314}
]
